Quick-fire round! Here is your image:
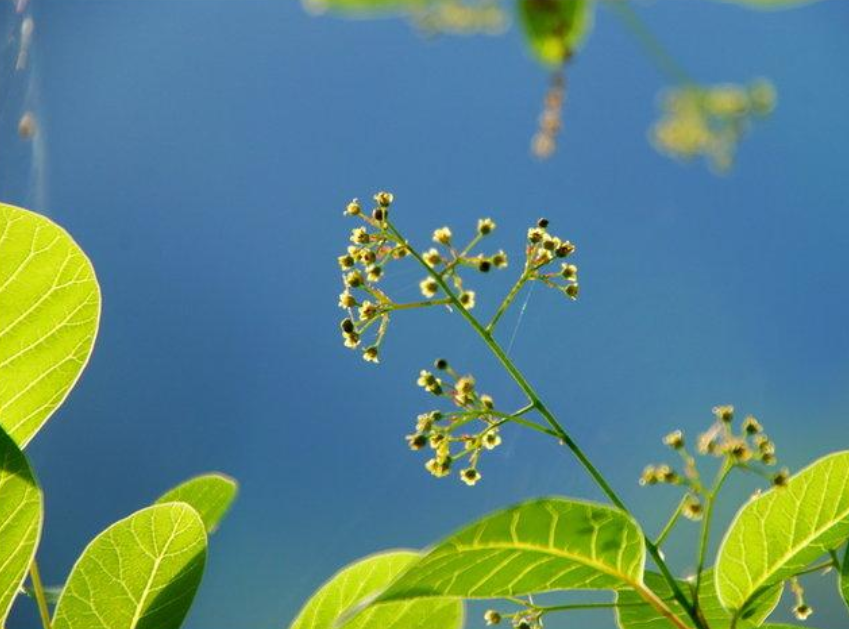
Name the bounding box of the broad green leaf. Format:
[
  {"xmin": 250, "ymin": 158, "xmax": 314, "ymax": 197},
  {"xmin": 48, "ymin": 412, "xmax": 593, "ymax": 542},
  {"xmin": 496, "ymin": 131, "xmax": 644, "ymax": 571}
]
[
  {"xmin": 155, "ymin": 473, "xmax": 238, "ymax": 534},
  {"xmin": 376, "ymin": 498, "xmax": 645, "ymax": 603},
  {"xmin": 53, "ymin": 503, "xmax": 207, "ymax": 629},
  {"xmin": 711, "ymin": 0, "xmax": 824, "ymax": 8},
  {"xmin": 760, "ymin": 626, "xmax": 824, "ymax": 629},
  {"xmin": 0, "ymin": 203, "xmax": 101, "ymax": 447},
  {"xmin": 841, "ymin": 545, "xmax": 849, "ymax": 612},
  {"xmin": 519, "ymin": 0, "xmax": 594, "ymax": 67},
  {"xmin": 0, "ymin": 427, "xmax": 43, "ymax": 625},
  {"xmin": 289, "ymin": 550, "xmax": 463, "ymax": 629},
  {"xmin": 716, "ymin": 451, "xmax": 849, "ymax": 615},
  {"xmin": 616, "ymin": 570, "xmax": 780, "ymax": 629}
]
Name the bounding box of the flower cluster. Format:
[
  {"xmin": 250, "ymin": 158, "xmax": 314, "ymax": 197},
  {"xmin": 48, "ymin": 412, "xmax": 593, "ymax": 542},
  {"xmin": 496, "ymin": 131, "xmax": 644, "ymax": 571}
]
[
  {"xmin": 640, "ymin": 405, "xmax": 785, "ymax": 521},
  {"xmin": 523, "ymin": 218, "xmax": 579, "ymax": 300},
  {"xmin": 337, "ymin": 192, "xmax": 409, "ymax": 363},
  {"xmin": 407, "ymin": 360, "xmax": 504, "ymax": 485},
  {"xmin": 419, "ymin": 217, "xmax": 508, "ymax": 305},
  {"xmin": 412, "ymin": 0, "xmax": 508, "ymax": 36},
  {"xmin": 531, "ymin": 71, "xmax": 565, "ymax": 160},
  {"xmin": 652, "ymin": 79, "xmax": 776, "ymax": 172}
]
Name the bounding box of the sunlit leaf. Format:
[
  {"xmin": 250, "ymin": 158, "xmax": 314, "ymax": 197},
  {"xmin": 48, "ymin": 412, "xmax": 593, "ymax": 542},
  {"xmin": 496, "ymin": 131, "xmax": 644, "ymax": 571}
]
[
  {"xmin": 760, "ymin": 625, "xmax": 824, "ymax": 629},
  {"xmin": 155, "ymin": 473, "xmax": 238, "ymax": 534},
  {"xmin": 374, "ymin": 497, "xmax": 645, "ymax": 603},
  {"xmin": 616, "ymin": 570, "xmax": 780, "ymax": 629},
  {"xmin": 0, "ymin": 427, "xmax": 43, "ymax": 625},
  {"xmin": 710, "ymin": 0, "xmax": 824, "ymax": 9},
  {"xmin": 841, "ymin": 545, "xmax": 849, "ymax": 613},
  {"xmin": 715, "ymin": 451, "xmax": 849, "ymax": 616},
  {"xmin": 53, "ymin": 503, "xmax": 207, "ymax": 629},
  {"xmin": 0, "ymin": 203, "xmax": 101, "ymax": 447},
  {"xmin": 518, "ymin": 0, "xmax": 594, "ymax": 67},
  {"xmin": 289, "ymin": 550, "xmax": 463, "ymax": 629}
]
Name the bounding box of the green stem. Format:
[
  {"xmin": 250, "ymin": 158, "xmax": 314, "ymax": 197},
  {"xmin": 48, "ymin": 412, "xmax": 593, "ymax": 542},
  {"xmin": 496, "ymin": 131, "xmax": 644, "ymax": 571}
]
[
  {"xmin": 487, "ymin": 272, "xmax": 530, "ymax": 332},
  {"xmin": 603, "ymin": 0, "xmax": 695, "ymax": 86},
  {"xmin": 29, "ymin": 559, "xmax": 52, "ymax": 629},
  {"xmin": 387, "ymin": 220, "xmax": 704, "ymax": 629},
  {"xmin": 655, "ymin": 495, "xmax": 687, "ymax": 547},
  {"xmin": 694, "ymin": 459, "xmax": 734, "ymax": 608},
  {"xmin": 793, "ymin": 558, "xmax": 839, "ymax": 578},
  {"xmin": 390, "ymin": 298, "xmax": 452, "ymax": 311}
]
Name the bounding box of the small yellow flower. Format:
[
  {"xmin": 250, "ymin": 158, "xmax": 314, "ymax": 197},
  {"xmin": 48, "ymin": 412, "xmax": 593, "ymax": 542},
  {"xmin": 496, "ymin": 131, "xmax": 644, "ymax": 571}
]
[
  {"xmin": 663, "ymin": 430, "xmax": 685, "ymax": 450},
  {"xmin": 423, "ymin": 248, "xmax": 442, "ymax": 267},
  {"xmin": 338, "ymin": 254, "xmax": 355, "ymax": 270},
  {"xmin": 366, "ymin": 265, "xmax": 383, "ymax": 282},
  {"xmin": 350, "ymin": 227, "xmax": 370, "ymax": 245},
  {"xmin": 477, "ymin": 218, "xmax": 496, "ymax": 235},
  {"xmin": 742, "ymin": 416, "xmax": 763, "ymax": 434},
  {"xmin": 555, "ymin": 241, "xmax": 575, "ymax": 258},
  {"xmin": 374, "ymin": 191, "xmax": 394, "ymax": 207},
  {"xmin": 460, "ymin": 468, "xmax": 481, "ymax": 486},
  {"xmin": 362, "ymin": 346, "xmax": 380, "ymax": 363},
  {"xmin": 527, "ymin": 227, "xmax": 544, "ymax": 243},
  {"xmin": 420, "ymin": 277, "xmax": 439, "ymax": 298},
  {"xmin": 344, "ymin": 270, "xmax": 364, "ymax": 288},
  {"xmin": 433, "ymin": 227, "xmax": 452, "ymax": 245},
  {"xmin": 338, "ymin": 290, "xmax": 356, "ymax": 309},
  {"xmin": 406, "ymin": 433, "xmax": 428, "ymax": 450},
  {"xmin": 492, "ymin": 251, "xmax": 508, "ymax": 268},
  {"xmin": 683, "ymin": 495, "xmax": 704, "ymax": 521},
  {"xmin": 342, "ymin": 331, "xmax": 360, "ymax": 349},
  {"xmin": 459, "ymin": 290, "xmax": 476, "ymax": 309},
  {"xmin": 344, "ymin": 199, "xmax": 361, "ymax": 216},
  {"xmin": 483, "ymin": 610, "xmax": 502, "ymax": 625},
  {"xmin": 564, "ymin": 283, "xmax": 579, "ymax": 300},
  {"xmin": 793, "ymin": 604, "xmax": 813, "ymax": 621},
  {"xmin": 480, "ymin": 394, "xmax": 494, "ymax": 409},
  {"xmin": 713, "ymin": 405, "xmax": 734, "ymax": 423},
  {"xmin": 483, "ymin": 430, "xmax": 501, "ymax": 450},
  {"xmin": 560, "ymin": 263, "xmax": 578, "ymax": 280},
  {"xmin": 358, "ymin": 301, "xmax": 378, "ymax": 321},
  {"xmin": 425, "ymin": 456, "xmax": 452, "ymax": 478}
]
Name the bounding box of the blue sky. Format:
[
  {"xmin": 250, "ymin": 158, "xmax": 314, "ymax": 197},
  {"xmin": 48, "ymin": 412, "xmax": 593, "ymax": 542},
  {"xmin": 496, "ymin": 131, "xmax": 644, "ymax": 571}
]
[{"xmin": 3, "ymin": 0, "xmax": 849, "ymax": 627}]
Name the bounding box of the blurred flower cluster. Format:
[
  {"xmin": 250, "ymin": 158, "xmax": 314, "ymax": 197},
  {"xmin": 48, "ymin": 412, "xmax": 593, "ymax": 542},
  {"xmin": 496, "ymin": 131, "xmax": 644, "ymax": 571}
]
[{"xmin": 652, "ymin": 79, "xmax": 777, "ymax": 172}]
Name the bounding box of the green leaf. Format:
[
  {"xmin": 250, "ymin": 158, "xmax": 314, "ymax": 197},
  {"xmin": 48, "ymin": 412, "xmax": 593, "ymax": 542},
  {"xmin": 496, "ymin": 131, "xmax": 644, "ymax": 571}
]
[
  {"xmin": 710, "ymin": 0, "xmax": 824, "ymax": 8},
  {"xmin": 616, "ymin": 570, "xmax": 780, "ymax": 629},
  {"xmin": 760, "ymin": 626, "xmax": 824, "ymax": 629},
  {"xmin": 289, "ymin": 550, "xmax": 463, "ymax": 629},
  {"xmin": 53, "ymin": 503, "xmax": 207, "ymax": 629},
  {"xmin": 716, "ymin": 451, "xmax": 849, "ymax": 616},
  {"xmin": 841, "ymin": 545, "xmax": 849, "ymax": 612},
  {"xmin": 0, "ymin": 203, "xmax": 101, "ymax": 447},
  {"xmin": 518, "ymin": 0, "xmax": 594, "ymax": 67},
  {"xmin": 0, "ymin": 427, "xmax": 43, "ymax": 625},
  {"xmin": 155, "ymin": 473, "xmax": 238, "ymax": 534},
  {"xmin": 375, "ymin": 497, "xmax": 645, "ymax": 602}
]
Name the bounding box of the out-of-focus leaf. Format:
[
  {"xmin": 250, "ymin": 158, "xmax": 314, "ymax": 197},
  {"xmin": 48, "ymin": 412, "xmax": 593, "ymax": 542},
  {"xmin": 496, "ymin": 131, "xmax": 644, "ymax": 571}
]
[
  {"xmin": 0, "ymin": 427, "xmax": 43, "ymax": 625},
  {"xmin": 155, "ymin": 473, "xmax": 238, "ymax": 534},
  {"xmin": 0, "ymin": 203, "xmax": 100, "ymax": 447},
  {"xmin": 518, "ymin": 0, "xmax": 594, "ymax": 66}
]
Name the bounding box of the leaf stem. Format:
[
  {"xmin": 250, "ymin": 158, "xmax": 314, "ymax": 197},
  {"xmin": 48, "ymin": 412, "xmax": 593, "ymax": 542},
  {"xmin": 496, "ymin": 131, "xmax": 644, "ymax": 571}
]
[
  {"xmin": 386, "ymin": 220, "xmax": 705, "ymax": 629},
  {"xmin": 29, "ymin": 559, "xmax": 53, "ymax": 629},
  {"xmin": 602, "ymin": 0, "xmax": 695, "ymax": 86}
]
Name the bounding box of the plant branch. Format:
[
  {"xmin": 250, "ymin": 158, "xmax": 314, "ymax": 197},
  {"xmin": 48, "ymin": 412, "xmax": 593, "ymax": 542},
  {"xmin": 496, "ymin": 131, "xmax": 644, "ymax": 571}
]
[
  {"xmin": 386, "ymin": 220, "xmax": 705, "ymax": 629},
  {"xmin": 694, "ymin": 459, "xmax": 734, "ymax": 608},
  {"xmin": 655, "ymin": 495, "xmax": 687, "ymax": 547},
  {"xmin": 29, "ymin": 559, "xmax": 52, "ymax": 629}
]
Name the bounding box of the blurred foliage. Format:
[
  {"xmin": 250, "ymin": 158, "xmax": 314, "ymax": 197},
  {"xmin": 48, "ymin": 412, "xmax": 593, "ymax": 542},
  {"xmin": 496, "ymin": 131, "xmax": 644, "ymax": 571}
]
[{"xmin": 303, "ymin": 0, "xmax": 826, "ymax": 171}]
